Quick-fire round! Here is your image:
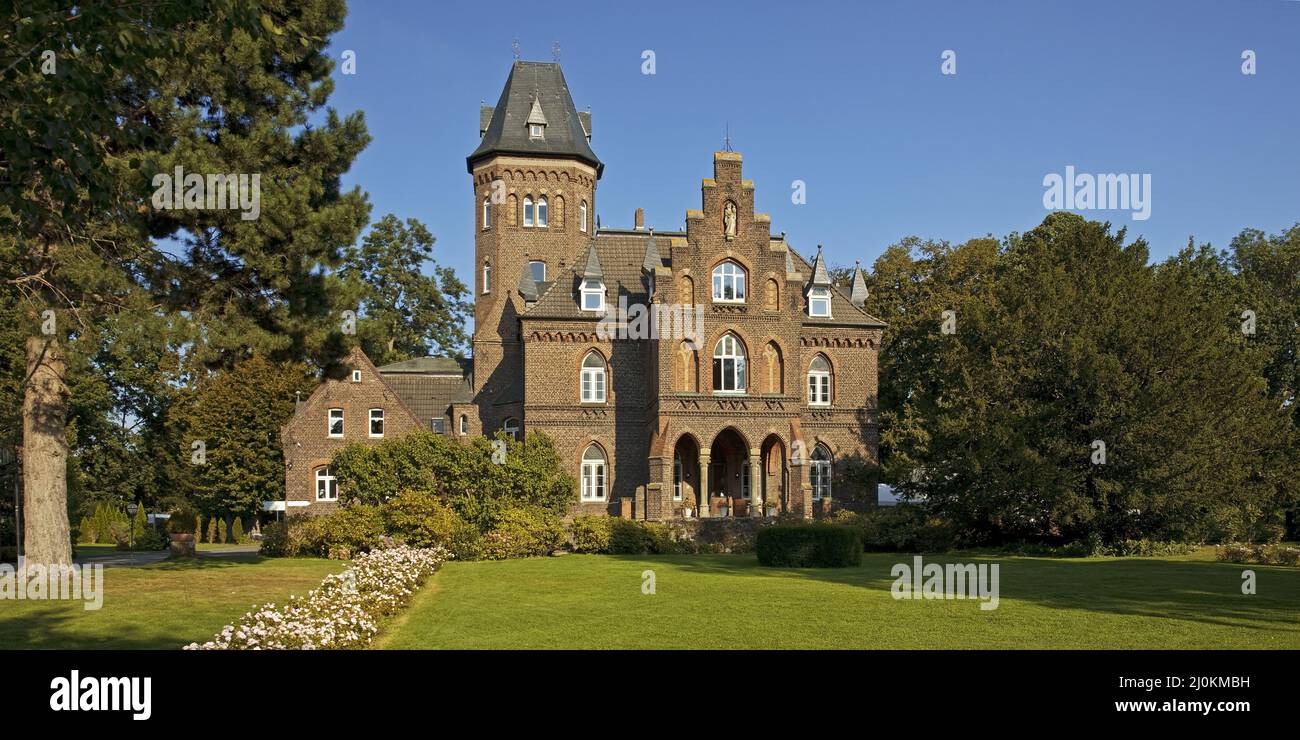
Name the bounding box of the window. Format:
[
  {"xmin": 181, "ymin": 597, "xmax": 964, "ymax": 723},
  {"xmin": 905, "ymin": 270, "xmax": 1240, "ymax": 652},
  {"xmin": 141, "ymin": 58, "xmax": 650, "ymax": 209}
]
[
  {"xmin": 315, "ymin": 467, "xmax": 338, "ymax": 501},
  {"xmin": 523, "ymin": 196, "xmax": 534, "ymax": 227},
  {"xmin": 351, "ymin": 370, "xmax": 361, "ymax": 383},
  {"xmin": 483, "ymin": 262, "xmax": 492, "ymax": 293},
  {"xmin": 581, "ymin": 279, "xmax": 604, "ymax": 312},
  {"xmin": 529, "ymin": 260, "xmax": 547, "ymax": 283},
  {"xmin": 808, "ymin": 287, "xmax": 832, "ymax": 317},
  {"xmin": 430, "ymin": 418, "xmax": 445, "ymax": 434},
  {"xmin": 741, "ymin": 462, "xmax": 751, "ymax": 499},
  {"xmin": 459, "ymin": 414, "xmax": 468, "ymax": 435},
  {"xmin": 581, "ymin": 445, "xmax": 607, "ymax": 501},
  {"xmin": 580, "ymin": 200, "xmax": 588, "ymax": 232},
  {"xmin": 482, "ymin": 197, "xmax": 491, "ymax": 229},
  {"xmin": 673, "ymin": 454, "xmax": 683, "ymax": 501},
  {"xmin": 529, "ymin": 123, "xmax": 544, "ymax": 138},
  {"xmin": 503, "ymin": 418, "xmax": 519, "ymax": 440},
  {"xmin": 811, "ymin": 445, "xmax": 832, "ymax": 500},
  {"xmin": 536, "ymin": 196, "xmax": 548, "ymax": 227},
  {"xmin": 369, "ymin": 408, "xmax": 384, "ymax": 437},
  {"xmin": 580, "ymin": 351, "xmax": 606, "ymax": 403},
  {"xmin": 808, "ymin": 354, "xmax": 831, "ymax": 406},
  {"xmin": 328, "ymin": 408, "xmax": 344, "ymax": 437},
  {"xmin": 712, "ymin": 333, "xmax": 747, "ymax": 393},
  {"xmin": 712, "ymin": 261, "xmax": 746, "ymax": 302}
]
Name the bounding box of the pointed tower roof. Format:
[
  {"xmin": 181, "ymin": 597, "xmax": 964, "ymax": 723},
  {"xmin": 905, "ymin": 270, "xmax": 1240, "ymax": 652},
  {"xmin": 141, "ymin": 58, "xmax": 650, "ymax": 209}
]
[
  {"xmin": 467, "ymin": 61, "xmax": 602, "ymax": 175},
  {"xmin": 850, "ymin": 260, "xmax": 869, "ymax": 308},
  {"xmin": 581, "ymin": 241, "xmax": 603, "ymax": 281},
  {"xmin": 518, "ymin": 253, "xmax": 539, "ymax": 301},
  {"xmin": 808, "ymin": 244, "xmax": 833, "ymax": 288},
  {"xmin": 785, "ymin": 246, "xmax": 796, "ymax": 276},
  {"xmin": 641, "ymin": 229, "xmax": 662, "ymax": 273}
]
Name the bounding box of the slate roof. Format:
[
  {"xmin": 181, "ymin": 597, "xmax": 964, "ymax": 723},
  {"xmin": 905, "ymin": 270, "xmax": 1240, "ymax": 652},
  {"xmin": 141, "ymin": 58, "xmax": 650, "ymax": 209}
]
[
  {"xmin": 376, "ymin": 357, "xmax": 474, "ymax": 426},
  {"xmin": 467, "ymin": 61, "xmax": 602, "ymax": 175}
]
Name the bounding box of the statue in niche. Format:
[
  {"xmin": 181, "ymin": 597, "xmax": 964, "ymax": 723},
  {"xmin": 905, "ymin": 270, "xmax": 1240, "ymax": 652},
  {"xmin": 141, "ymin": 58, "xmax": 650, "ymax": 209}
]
[{"xmin": 723, "ymin": 201, "xmax": 737, "ymax": 240}]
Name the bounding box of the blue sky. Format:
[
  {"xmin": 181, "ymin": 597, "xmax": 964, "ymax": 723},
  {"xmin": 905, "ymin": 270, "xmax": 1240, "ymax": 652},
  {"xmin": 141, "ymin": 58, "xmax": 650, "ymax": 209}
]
[{"xmin": 325, "ymin": 0, "xmax": 1300, "ymax": 280}]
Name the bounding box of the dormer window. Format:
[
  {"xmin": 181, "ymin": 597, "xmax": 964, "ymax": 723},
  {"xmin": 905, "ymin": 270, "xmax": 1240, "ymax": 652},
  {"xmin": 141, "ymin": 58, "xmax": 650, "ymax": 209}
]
[
  {"xmin": 529, "ymin": 260, "xmax": 547, "ymax": 283},
  {"xmin": 581, "ymin": 279, "xmax": 605, "ymax": 312},
  {"xmin": 529, "ymin": 123, "xmax": 544, "ymax": 139},
  {"xmin": 808, "ymin": 287, "xmax": 832, "ymax": 318}
]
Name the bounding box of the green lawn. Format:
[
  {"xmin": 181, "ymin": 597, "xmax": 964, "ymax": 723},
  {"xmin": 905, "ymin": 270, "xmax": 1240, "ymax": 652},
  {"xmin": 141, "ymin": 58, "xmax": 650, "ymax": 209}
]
[
  {"xmin": 0, "ymin": 554, "xmax": 345, "ymax": 649},
  {"xmin": 375, "ymin": 552, "xmax": 1300, "ymax": 649}
]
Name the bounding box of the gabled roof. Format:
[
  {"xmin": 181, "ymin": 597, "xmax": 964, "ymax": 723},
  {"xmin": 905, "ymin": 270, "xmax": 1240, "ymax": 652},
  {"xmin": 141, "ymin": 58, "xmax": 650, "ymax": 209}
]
[
  {"xmin": 786, "ymin": 245, "xmax": 887, "ymax": 328},
  {"xmin": 468, "ymin": 61, "xmax": 602, "ymax": 175},
  {"xmin": 377, "ymin": 356, "xmax": 472, "ymax": 375},
  {"xmin": 523, "ymin": 232, "xmax": 656, "ymax": 320},
  {"xmin": 376, "ymin": 355, "xmax": 474, "ymax": 426}
]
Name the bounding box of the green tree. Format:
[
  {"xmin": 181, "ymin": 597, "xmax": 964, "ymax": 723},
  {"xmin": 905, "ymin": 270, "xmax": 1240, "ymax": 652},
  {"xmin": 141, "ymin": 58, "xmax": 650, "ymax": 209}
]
[{"xmin": 339, "ymin": 214, "xmax": 471, "ymax": 365}]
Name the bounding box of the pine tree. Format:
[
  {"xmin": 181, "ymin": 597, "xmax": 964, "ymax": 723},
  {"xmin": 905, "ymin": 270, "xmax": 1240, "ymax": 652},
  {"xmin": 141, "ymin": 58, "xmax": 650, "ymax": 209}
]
[{"xmin": 232, "ymin": 517, "xmax": 245, "ymax": 545}]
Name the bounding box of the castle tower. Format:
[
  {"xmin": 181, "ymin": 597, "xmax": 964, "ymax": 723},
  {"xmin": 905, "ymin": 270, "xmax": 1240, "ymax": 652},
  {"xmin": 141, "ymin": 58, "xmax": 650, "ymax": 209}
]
[{"xmin": 467, "ymin": 61, "xmax": 602, "ymax": 432}]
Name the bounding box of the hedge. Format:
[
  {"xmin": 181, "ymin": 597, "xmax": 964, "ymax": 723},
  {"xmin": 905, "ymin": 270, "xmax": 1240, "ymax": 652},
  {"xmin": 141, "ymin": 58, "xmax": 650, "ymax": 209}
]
[{"xmin": 756, "ymin": 524, "xmax": 862, "ymax": 567}]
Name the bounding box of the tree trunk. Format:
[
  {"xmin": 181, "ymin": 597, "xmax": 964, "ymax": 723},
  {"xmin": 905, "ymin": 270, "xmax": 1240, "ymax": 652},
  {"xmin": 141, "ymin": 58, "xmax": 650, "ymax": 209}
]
[{"xmin": 22, "ymin": 334, "xmax": 72, "ymax": 566}]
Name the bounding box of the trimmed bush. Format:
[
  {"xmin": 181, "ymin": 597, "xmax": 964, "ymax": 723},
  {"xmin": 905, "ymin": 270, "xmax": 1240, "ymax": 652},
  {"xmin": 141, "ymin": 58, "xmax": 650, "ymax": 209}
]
[
  {"xmin": 232, "ymin": 517, "xmax": 245, "ymax": 544},
  {"xmin": 479, "ymin": 507, "xmax": 565, "ymax": 560},
  {"xmin": 568, "ymin": 515, "xmax": 611, "ymax": 553},
  {"xmin": 608, "ymin": 518, "xmax": 657, "ymax": 554},
  {"xmin": 385, "ymin": 489, "xmax": 480, "ymax": 560},
  {"xmin": 77, "ymin": 517, "xmax": 95, "ymax": 544},
  {"xmin": 756, "ymin": 524, "xmax": 862, "ymax": 567},
  {"xmin": 207, "ymin": 518, "xmax": 219, "ymax": 544}
]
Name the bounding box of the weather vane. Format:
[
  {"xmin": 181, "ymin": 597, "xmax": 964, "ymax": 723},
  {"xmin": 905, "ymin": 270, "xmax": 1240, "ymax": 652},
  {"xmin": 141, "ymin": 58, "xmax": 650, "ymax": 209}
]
[
  {"xmin": 723, "ymin": 123, "xmax": 733, "ymax": 152},
  {"xmin": 512, "ymin": 37, "xmax": 520, "ymax": 60},
  {"xmin": 552, "ymin": 41, "xmax": 562, "ymax": 62}
]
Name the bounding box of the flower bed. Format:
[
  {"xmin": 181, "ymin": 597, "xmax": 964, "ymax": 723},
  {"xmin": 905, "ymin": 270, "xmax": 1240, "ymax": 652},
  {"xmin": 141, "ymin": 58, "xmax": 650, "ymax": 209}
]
[{"xmin": 185, "ymin": 545, "xmax": 450, "ymax": 650}]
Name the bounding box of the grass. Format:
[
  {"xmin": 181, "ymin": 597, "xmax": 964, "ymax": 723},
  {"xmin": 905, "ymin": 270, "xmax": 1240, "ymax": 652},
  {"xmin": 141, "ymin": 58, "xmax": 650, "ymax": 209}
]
[
  {"xmin": 0, "ymin": 554, "xmax": 345, "ymax": 649},
  {"xmin": 375, "ymin": 551, "xmax": 1300, "ymax": 649}
]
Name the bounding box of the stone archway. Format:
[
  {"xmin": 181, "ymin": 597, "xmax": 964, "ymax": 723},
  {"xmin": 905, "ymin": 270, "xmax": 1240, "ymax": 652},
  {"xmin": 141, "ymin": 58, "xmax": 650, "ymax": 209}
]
[
  {"xmin": 671, "ymin": 434, "xmax": 700, "ymax": 517},
  {"xmin": 707, "ymin": 427, "xmax": 750, "ymax": 517}
]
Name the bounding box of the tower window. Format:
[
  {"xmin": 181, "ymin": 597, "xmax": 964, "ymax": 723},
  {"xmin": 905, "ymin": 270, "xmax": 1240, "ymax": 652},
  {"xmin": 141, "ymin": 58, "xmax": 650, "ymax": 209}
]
[
  {"xmin": 482, "ymin": 197, "xmax": 491, "ymax": 229},
  {"xmin": 523, "ymin": 196, "xmax": 534, "ymax": 227},
  {"xmin": 580, "ymin": 201, "xmax": 588, "ymax": 232},
  {"xmin": 537, "ymin": 196, "xmax": 548, "ymax": 228},
  {"xmin": 483, "ymin": 262, "xmax": 492, "ymax": 293}
]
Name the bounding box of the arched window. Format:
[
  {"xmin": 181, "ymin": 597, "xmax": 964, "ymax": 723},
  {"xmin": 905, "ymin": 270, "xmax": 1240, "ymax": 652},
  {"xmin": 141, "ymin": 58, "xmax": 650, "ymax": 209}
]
[
  {"xmin": 580, "ymin": 200, "xmax": 588, "ymax": 232},
  {"xmin": 482, "ymin": 197, "xmax": 491, "ymax": 229},
  {"xmin": 502, "ymin": 417, "xmax": 519, "ymax": 440},
  {"xmin": 580, "ymin": 351, "xmax": 606, "ymax": 403},
  {"xmin": 315, "ymin": 467, "xmax": 338, "ymax": 502},
  {"xmin": 581, "ymin": 445, "xmax": 607, "ymax": 501},
  {"xmin": 673, "ymin": 453, "xmax": 683, "ymax": 501},
  {"xmin": 459, "ymin": 414, "xmax": 469, "ymax": 435},
  {"xmin": 529, "ymin": 260, "xmax": 547, "ymax": 283},
  {"xmin": 810, "ymin": 444, "xmax": 832, "ymax": 500},
  {"xmin": 523, "ymin": 196, "xmax": 535, "ymax": 227},
  {"xmin": 536, "ymin": 196, "xmax": 548, "ymax": 227},
  {"xmin": 712, "ymin": 261, "xmax": 746, "ymax": 302},
  {"xmin": 712, "ymin": 333, "xmax": 747, "ymax": 393},
  {"xmin": 482, "ymin": 261, "xmax": 492, "ymax": 294},
  {"xmin": 808, "ymin": 354, "xmax": 832, "ymax": 406}
]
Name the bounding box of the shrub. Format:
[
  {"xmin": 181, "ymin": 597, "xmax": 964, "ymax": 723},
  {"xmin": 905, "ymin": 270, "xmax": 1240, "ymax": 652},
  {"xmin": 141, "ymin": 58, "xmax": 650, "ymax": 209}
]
[
  {"xmin": 568, "ymin": 515, "xmax": 612, "ymax": 553},
  {"xmin": 207, "ymin": 518, "xmax": 219, "ymax": 544},
  {"xmin": 259, "ymin": 521, "xmax": 291, "ymax": 557},
  {"xmin": 756, "ymin": 524, "xmax": 862, "ymax": 567},
  {"xmin": 479, "ymin": 507, "xmax": 565, "ymax": 560},
  {"xmin": 1216, "ymin": 542, "xmax": 1300, "ymax": 566},
  {"xmin": 608, "ymin": 518, "xmax": 657, "ymax": 554},
  {"xmin": 385, "ymin": 489, "xmax": 480, "ymax": 560},
  {"xmin": 833, "ymin": 505, "xmax": 958, "ymax": 552},
  {"xmin": 77, "ymin": 517, "xmax": 95, "ymax": 544},
  {"xmin": 316, "ymin": 505, "xmax": 386, "ymax": 559},
  {"xmin": 168, "ymin": 507, "xmax": 199, "ymax": 535},
  {"xmin": 232, "ymin": 517, "xmax": 245, "ymax": 544}
]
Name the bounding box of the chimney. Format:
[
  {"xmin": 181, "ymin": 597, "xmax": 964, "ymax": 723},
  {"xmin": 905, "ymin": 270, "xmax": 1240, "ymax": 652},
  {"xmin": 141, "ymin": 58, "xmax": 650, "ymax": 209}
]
[{"xmin": 634, "ymin": 208, "xmax": 645, "ymax": 230}]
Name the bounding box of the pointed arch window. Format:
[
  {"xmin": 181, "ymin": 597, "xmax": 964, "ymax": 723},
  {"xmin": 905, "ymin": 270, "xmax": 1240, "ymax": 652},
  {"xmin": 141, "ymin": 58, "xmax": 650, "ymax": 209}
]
[
  {"xmin": 712, "ymin": 261, "xmax": 746, "ymax": 302},
  {"xmin": 580, "ymin": 200, "xmax": 588, "ymax": 232},
  {"xmin": 712, "ymin": 333, "xmax": 747, "ymax": 393},
  {"xmin": 502, "ymin": 418, "xmax": 520, "ymax": 440},
  {"xmin": 482, "ymin": 261, "xmax": 492, "ymax": 294},
  {"xmin": 459, "ymin": 414, "xmax": 469, "ymax": 435},
  {"xmin": 580, "ymin": 351, "xmax": 607, "ymax": 403},
  {"xmin": 811, "ymin": 444, "xmax": 833, "ymax": 500},
  {"xmin": 581, "ymin": 445, "xmax": 607, "ymax": 501},
  {"xmin": 537, "ymin": 196, "xmax": 548, "ymax": 228},
  {"xmin": 808, "ymin": 354, "xmax": 832, "ymax": 406}
]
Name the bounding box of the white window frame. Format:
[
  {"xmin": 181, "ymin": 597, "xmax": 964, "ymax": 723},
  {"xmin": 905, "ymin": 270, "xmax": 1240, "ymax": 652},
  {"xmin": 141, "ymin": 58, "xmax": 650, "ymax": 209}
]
[
  {"xmin": 327, "ymin": 408, "xmax": 344, "ymax": 438},
  {"xmin": 529, "ymin": 123, "xmax": 544, "ymax": 138},
  {"xmin": 459, "ymin": 414, "xmax": 468, "ymax": 435},
  {"xmin": 536, "ymin": 196, "xmax": 548, "ymax": 228},
  {"xmin": 712, "ymin": 333, "xmax": 747, "ymax": 394},
  {"xmin": 808, "ymin": 287, "xmax": 832, "ymax": 318},
  {"xmin": 581, "ymin": 280, "xmax": 605, "ymax": 312},
  {"xmin": 503, "ymin": 418, "xmax": 520, "ymax": 440},
  {"xmin": 483, "ymin": 262, "xmax": 492, "ymax": 294},
  {"xmin": 523, "ymin": 196, "xmax": 534, "ymax": 227},
  {"xmin": 315, "ymin": 467, "xmax": 338, "ymax": 501},
  {"xmin": 811, "ymin": 446, "xmax": 832, "ymax": 500},
  {"xmin": 580, "ymin": 352, "xmax": 606, "ymax": 403},
  {"xmin": 369, "ymin": 408, "xmax": 384, "ymax": 438},
  {"xmin": 711, "ymin": 261, "xmax": 746, "ymax": 303},
  {"xmin": 482, "ymin": 197, "xmax": 491, "ymax": 229},
  {"xmin": 580, "ymin": 446, "xmax": 607, "ymax": 501},
  {"xmin": 673, "ymin": 455, "xmax": 683, "ymax": 501},
  {"xmin": 351, "ymin": 370, "xmax": 361, "ymax": 383},
  {"xmin": 580, "ymin": 201, "xmax": 588, "ymax": 232},
  {"xmin": 808, "ymin": 356, "xmax": 831, "ymax": 406},
  {"xmin": 529, "ymin": 260, "xmax": 547, "ymax": 283}
]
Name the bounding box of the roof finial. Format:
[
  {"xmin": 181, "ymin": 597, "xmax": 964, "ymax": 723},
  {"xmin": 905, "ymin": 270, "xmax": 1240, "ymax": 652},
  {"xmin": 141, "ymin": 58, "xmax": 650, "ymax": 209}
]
[
  {"xmin": 512, "ymin": 37, "xmax": 520, "ymax": 60},
  {"xmin": 723, "ymin": 123, "xmax": 733, "ymax": 152},
  {"xmin": 552, "ymin": 41, "xmax": 561, "ymax": 62}
]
